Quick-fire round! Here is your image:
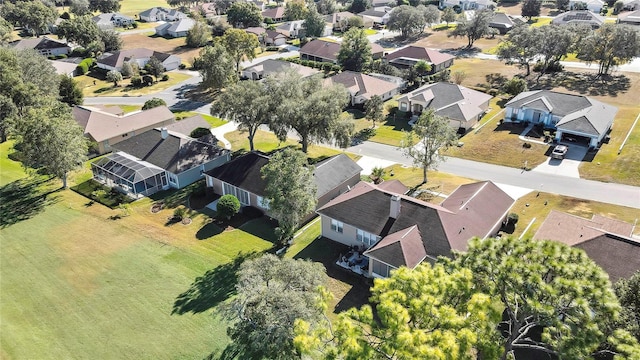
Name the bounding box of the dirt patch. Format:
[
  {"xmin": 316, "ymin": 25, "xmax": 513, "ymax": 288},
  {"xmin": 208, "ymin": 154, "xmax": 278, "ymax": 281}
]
[{"xmin": 411, "ymin": 28, "xmax": 503, "ymax": 52}]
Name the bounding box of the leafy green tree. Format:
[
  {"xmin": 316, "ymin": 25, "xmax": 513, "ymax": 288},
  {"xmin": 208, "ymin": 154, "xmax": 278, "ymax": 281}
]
[
  {"xmin": 304, "ymin": 3, "xmax": 326, "ymax": 38},
  {"xmin": 226, "ymin": 1, "xmax": 263, "ymax": 28},
  {"xmin": 261, "ymin": 148, "xmax": 317, "ymax": 243},
  {"xmin": 120, "ymin": 61, "xmax": 136, "ymax": 78},
  {"xmin": 400, "ymin": 109, "xmax": 457, "ymax": 184},
  {"xmin": 222, "ymin": 254, "xmax": 328, "ymax": 359},
  {"xmin": 449, "ymin": 8, "xmax": 494, "ymax": 48},
  {"xmin": 57, "ymin": 16, "xmax": 100, "ymax": 48},
  {"xmin": 106, "ymin": 69, "xmax": 122, "ymax": 86},
  {"xmin": 0, "ymin": 16, "xmax": 13, "ymax": 45},
  {"xmin": 145, "ymin": 56, "xmax": 165, "ymax": 82},
  {"xmin": 295, "ymin": 262, "xmax": 500, "ymax": 359},
  {"xmin": 216, "ymin": 194, "xmax": 240, "ymax": 219},
  {"xmin": 219, "ymin": 28, "xmax": 259, "ymax": 73},
  {"xmin": 316, "ymin": 0, "xmax": 336, "ymax": 15},
  {"xmin": 521, "ymin": 0, "xmax": 542, "ymax": 20},
  {"xmin": 442, "ymin": 6, "xmax": 457, "ymax": 27},
  {"xmin": 534, "ymin": 25, "xmax": 573, "ymax": 79},
  {"xmin": 577, "ymin": 23, "xmax": 640, "ymax": 76},
  {"xmin": 497, "ymin": 25, "xmax": 538, "ymax": 76},
  {"xmin": 69, "ymin": 0, "xmax": 91, "ymax": 16},
  {"xmin": 186, "ymin": 20, "xmax": 210, "ymax": 48},
  {"xmin": 613, "ymin": 0, "xmax": 624, "ymax": 13},
  {"xmin": 457, "ymin": 237, "xmax": 624, "ymax": 359},
  {"xmin": 337, "ymin": 27, "xmax": 372, "ymax": 72},
  {"xmin": 99, "ymin": 29, "xmax": 122, "ymax": 52},
  {"xmin": 88, "ymin": 0, "xmax": 120, "ymax": 13},
  {"xmin": 387, "ymin": 5, "xmax": 427, "ymax": 39},
  {"xmin": 503, "ymin": 77, "xmax": 528, "ymax": 95},
  {"xmin": 58, "ymin": 75, "xmax": 83, "ymax": 106},
  {"xmin": 211, "ymin": 80, "xmax": 272, "ymax": 151},
  {"xmin": 615, "ymin": 272, "xmax": 640, "ymax": 341},
  {"xmin": 285, "ymin": 0, "xmax": 308, "ymax": 20},
  {"xmin": 370, "ymin": 166, "xmax": 385, "ymax": 184},
  {"xmin": 418, "ymin": 4, "xmax": 441, "ymax": 27},
  {"xmin": 268, "ymin": 71, "xmax": 352, "ymax": 153},
  {"xmin": 142, "ymin": 97, "xmax": 167, "ymax": 110},
  {"xmin": 2, "ymin": 0, "xmax": 57, "ymax": 37},
  {"xmin": 195, "ymin": 44, "xmax": 237, "ymax": 92},
  {"xmin": 14, "ymin": 101, "xmax": 87, "ymax": 188},
  {"xmin": 349, "ymin": 0, "xmax": 372, "ymax": 13},
  {"xmin": 364, "ymin": 94, "xmax": 384, "ymax": 128}
]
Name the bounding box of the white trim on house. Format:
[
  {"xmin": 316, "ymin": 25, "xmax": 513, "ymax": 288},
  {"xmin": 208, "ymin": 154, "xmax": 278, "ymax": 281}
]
[{"xmin": 221, "ymin": 181, "xmax": 250, "ymax": 205}]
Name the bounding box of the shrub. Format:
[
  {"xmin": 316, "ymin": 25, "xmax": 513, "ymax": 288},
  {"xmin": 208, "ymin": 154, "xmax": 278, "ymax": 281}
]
[
  {"xmin": 523, "ymin": 142, "xmax": 532, "ymax": 148},
  {"xmin": 142, "ymin": 97, "xmax": 167, "ymax": 110},
  {"xmin": 503, "ymin": 77, "xmax": 528, "ymax": 96},
  {"xmin": 60, "ymin": 11, "xmax": 71, "ymax": 20},
  {"xmin": 264, "ymin": 17, "xmax": 274, "ymax": 24},
  {"xmin": 488, "ymin": 88, "xmax": 499, "ymax": 96},
  {"xmin": 76, "ymin": 62, "xmax": 89, "ymax": 75},
  {"xmin": 322, "ymin": 62, "xmax": 332, "ymax": 71},
  {"xmin": 217, "ymin": 194, "xmax": 241, "ymax": 219},
  {"xmin": 331, "ymin": 64, "xmax": 342, "ymax": 72},
  {"xmin": 131, "ymin": 76, "xmax": 143, "ymax": 87},
  {"xmin": 173, "ymin": 207, "xmax": 186, "ymax": 220},
  {"xmin": 265, "ymin": 46, "xmax": 279, "ymax": 51},
  {"xmin": 179, "ymin": 63, "xmax": 186, "ymax": 69},
  {"xmin": 142, "ymin": 75, "xmax": 154, "ymax": 86},
  {"xmin": 132, "ymin": 22, "xmax": 138, "ymax": 29},
  {"xmin": 161, "ymin": 74, "xmax": 169, "ymax": 81},
  {"xmin": 56, "ymin": 54, "xmax": 67, "ymax": 59},
  {"xmin": 507, "ymin": 212, "xmax": 519, "ymax": 224},
  {"xmin": 190, "ymin": 127, "xmax": 211, "ymax": 138}
]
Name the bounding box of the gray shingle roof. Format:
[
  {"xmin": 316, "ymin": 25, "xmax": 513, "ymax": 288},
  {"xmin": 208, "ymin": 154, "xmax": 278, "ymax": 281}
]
[
  {"xmin": 314, "ymin": 154, "xmax": 362, "ymax": 198},
  {"xmin": 112, "ymin": 129, "xmax": 228, "ymax": 174}
]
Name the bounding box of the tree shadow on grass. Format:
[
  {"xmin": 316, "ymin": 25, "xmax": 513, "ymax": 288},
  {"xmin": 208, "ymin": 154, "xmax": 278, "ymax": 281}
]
[
  {"xmin": 533, "ymin": 72, "xmax": 631, "ymax": 97},
  {"xmin": 195, "ymin": 221, "xmax": 224, "ymax": 239},
  {"xmin": 0, "ymin": 176, "xmax": 61, "ymax": 228},
  {"xmin": 171, "ymin": 252, "xmax": 256, "ymax": 315}
]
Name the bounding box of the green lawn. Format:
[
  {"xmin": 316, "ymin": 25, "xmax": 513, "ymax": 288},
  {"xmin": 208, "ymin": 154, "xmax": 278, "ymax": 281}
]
[
  {"xmin": 173, "ymin": 111, "xmax": 228, "ymax": 128},
  {"xmin": 77, "ymin": 72, "xmax": 192, "ymax": 97},
  {"xmin": 0, "ymin": 142, "xmax": 276, "ymax": 359},
  {"xmin": 119, "ymin": 0, "xmax": 170, "ymax": 17},
  {"xmin": 363, "ymin": 29, "xmax": 378, "ymax": 35}
]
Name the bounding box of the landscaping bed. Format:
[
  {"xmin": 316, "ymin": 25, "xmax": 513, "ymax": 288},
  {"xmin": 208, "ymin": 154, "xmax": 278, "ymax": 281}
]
[{"xmin": 70, "ymin": 179, "xmax": 133, "ymax": 208}]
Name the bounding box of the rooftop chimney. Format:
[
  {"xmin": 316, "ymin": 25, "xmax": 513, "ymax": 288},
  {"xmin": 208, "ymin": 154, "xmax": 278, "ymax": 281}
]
[
  {"xmin": 389, "ymin": 195, "xmax": 401, "ymax": 219},
  {"xmin": 161, "ymin": 127, "xmax": 168, "ymax": 139}
]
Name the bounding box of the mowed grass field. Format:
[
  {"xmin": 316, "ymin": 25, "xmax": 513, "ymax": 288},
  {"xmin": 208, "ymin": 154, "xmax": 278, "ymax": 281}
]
[{"xmin": 0, "ymin": 142, "xmax": 275, "ymax": 359}]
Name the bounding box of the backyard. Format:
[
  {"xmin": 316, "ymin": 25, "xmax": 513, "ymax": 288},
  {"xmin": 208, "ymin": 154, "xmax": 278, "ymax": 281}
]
[{"xmin": 76, "ymin": 70, "xmax": 192, "ymax": 97}]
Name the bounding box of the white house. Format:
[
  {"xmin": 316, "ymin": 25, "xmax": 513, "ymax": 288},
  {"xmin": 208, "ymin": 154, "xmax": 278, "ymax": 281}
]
[
  {"xmin": 439, "ymin": 0, "xmax": 497, "ymax": 10},
  {"xmin": 139, "ymin": 7, "xmax": 188, "ymax": 22},
  {"xmin": 92, "ymin": 13, "xmax": 135, "ymax": 29},
  {"xmin": 155, "ymin": 18, "xmax": 196, "ymax": 37},
  {"xmin": 569, "ymin": 0, "xmax": 605, "ymax": 12},
  {"xmin": 504, "ymin": 90, "xmax": 618, "ymax": 148}
]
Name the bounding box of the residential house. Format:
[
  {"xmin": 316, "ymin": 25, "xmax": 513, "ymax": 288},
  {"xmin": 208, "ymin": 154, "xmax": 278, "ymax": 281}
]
[
  {"xmin": 489, "ymin": 12, "xmax": 525, "ymax": 33},
  {"xmin": 192, "ymin": 3, "xmax": 218, "ymax": 18},
  {"xmin": 325, "ymin": 11, "xmax": 373, "ymax": 31},
  {"xmin": 358, "ymin": 8, "xmax": 392, "ymax": 25},
  {"xmin": 9, "ymin": 36, "xmax": 71, "ymax": 56},
  {"xmin": 569, "ymin": 0, "xmax": 605, "ymax": 12},
  {"xmin": 245, "ymin": 27, "xmax": 266, "ymax": 37},
  {"xmin": 92, "ymin": 13, "xmax": 135, "ymax": 30},
  {"xmin": 92, "ymin": 128, "xmax": 230, "ymax": 197},
  {"xmin": 265, "ymin": 30, "xmax": 287, "ymax": 45},
  {"xmin": 397, "ymin": 82, "xmax": 492, "ymax": 131},
  {"xmin": 50, "ymin": 59, "xmax": 77, "ymax": 76},
  {"xmin": 241, "ymin": 59, "xmax": 320, "ymax": 80},
  {"xmin": 503, "ymin": 90, "xmax": 618, "ymax": 148},
  {"xmin": 275, "ymin": 20, "xmax": 307, "ymax": 38},
  {"xmin": 317, "ymin": 180, "xmax": 514, "ymax": 278},
  {"xmin": 72, "ymin": 105, "xmax": 176, "ymax": 154},
  {"xmin": 164, "ymin": 115, "xmax": 211, "ymax": 138},
  {"xmin": 139, "ymin": 7, "xmax": 188, "ymax": 22},
  {"xmin": 96, "ymin": 48, "xmax": 181, "ymax": 71},
  {"xmin": 155, "ymin": 18, "xmax": 196, "ymax": 37},
  {"xmin": 533, "ymin": 210, "xmax": 640, "ymax": 281},
  {"xmin": 203, "ymin": 152, "xmax": 362, "ymax": 218},
  {"xmin": 551, "ymin": 10, "xmax": 605, "ymax": 28},
  {"xmin": 325, "ymin": 71, "xmax": 401, "ymax": 106},
  {"xmin": 248, "ymin": 0, "xmax": 266, "ymax": 11},
  {"xmin": 300, "ymin": 39, "xmax": 341, "ymax": 63},
  {"xmin": 439, "ymin": 0, "xmax": 497, "ymax": 10},
  {"xmin": 384, "ymin": 45, "xmax": 455, "ymax": 72},
  {"xmin": 618, "ymin": 9, "xmax": 640, "ymax": 25},
  {"xmin": 262, "ymin": 6, "xmax": 286, "ymax": 21}
]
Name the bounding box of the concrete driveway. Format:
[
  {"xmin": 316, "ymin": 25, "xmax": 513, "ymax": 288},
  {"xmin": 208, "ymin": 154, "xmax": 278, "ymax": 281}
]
[{"xmin": 532, "ymin": 144, "xmax": 589, "ymax": 178}]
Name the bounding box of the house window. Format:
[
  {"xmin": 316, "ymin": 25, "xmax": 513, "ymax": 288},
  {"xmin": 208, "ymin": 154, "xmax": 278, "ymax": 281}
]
[
  {"xmin": 357, "ymin": 229, "xmax": 379, "ymax": 247},
  {"xmin": 168, "ymin": 174, "xmax": 177, "ymax": 184},
  {"xmin": 257, "ymin": 196, "xmax": 270, "ymax": 210},
  {"xmin": 371, "ymin": 260, "xmax": 394, "ymax": 278},
  {"xmin": 400, "ymin": 102, "xmax": 408, "ymax": 111},
  {"xmin": 222, "ymin": 182, "xmax": 250, "ymax": 205},
  {"xmin": 331, "ymin": 219, "xmax": 343, "ymax": 233}
]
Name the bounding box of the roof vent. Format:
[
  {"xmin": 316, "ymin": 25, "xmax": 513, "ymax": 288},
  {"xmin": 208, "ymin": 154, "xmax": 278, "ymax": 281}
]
[{"xmin": 161, "ymin": 127, "xmax": 168, "ymax": 139}]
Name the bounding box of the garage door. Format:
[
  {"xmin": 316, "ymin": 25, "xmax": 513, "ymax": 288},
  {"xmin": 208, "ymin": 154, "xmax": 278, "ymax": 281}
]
[{"xmin": 561, "ymin": 132, "xmax": 591, "ymax": 145}]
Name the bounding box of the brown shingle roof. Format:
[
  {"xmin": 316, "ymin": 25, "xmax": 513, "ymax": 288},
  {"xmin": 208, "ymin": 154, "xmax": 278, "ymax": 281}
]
[
  {"xmin": 72, "ymin": 105, "xmax": 175, "ymax": 142},
  {"xmin": 533, "ymin": 210, "xmax": 639, "ymax": 281},
  {"xmin": 364, "ymin": 225, "xmax": 427, "ymax": 268},
  {"xmin": 326, "ymin": 71, "xmax": 399, "ymax": 101},
  {"xmin": 97, "ymin": 48, "xmax": 177, "ymax": 69},
  {"xmin": 385, "ymin": 46, "xmax": 455, "ymax": 66},
  {"xmin": 262, "ymin": 6, "xmax": 285, "ymax": 19},
  {"xmin": 299, "ymin": 39, "xmax": 340, "ymax": 61}
]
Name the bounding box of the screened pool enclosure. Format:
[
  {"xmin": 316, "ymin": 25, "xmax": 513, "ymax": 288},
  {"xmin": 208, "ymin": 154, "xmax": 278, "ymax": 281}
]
[{"xmin": 91, "ymin": 152, "xmax": 168, "ymax": 198}]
